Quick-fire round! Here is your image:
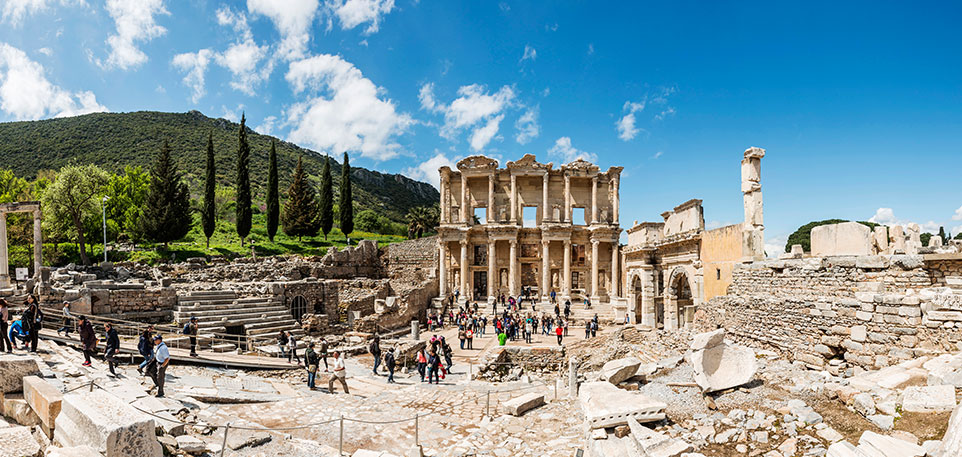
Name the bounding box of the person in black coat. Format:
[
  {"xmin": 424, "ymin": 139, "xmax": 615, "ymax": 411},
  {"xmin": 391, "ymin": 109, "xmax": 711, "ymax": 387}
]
[
  {"xmin": 104, "ymin": 322, "xmax": 120, "ymax": 376},
  {"xmin": 384, "ymin": 347, "xmax": 396, "ymax": 383},
  {"xmin": 21, "ymin": 295, "xmax": 42, "ymax": 353}
]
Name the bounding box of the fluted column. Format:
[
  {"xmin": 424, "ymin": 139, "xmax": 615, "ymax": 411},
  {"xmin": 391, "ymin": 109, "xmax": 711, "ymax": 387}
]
[
  {"xmin": 460, "ymin": 175, "xmax": 468, "ymax": 223},
  {"xmin": 459, "ymin": 241, "xmax": 468, "ymax": 300},
  {"xmin": 510, "ymin": 174, "xmax": 518, "ymax": 224},
  {"xmin": 487, "ymin": 174, "xmax": 495, "ymax": 224},
  {"xmin": 612, "ymin": 177, "xmax": 620, "ymax": 225},
  {"xmin": 564, "ymin": 175, "xmax": 571, "ymax": 223},
  {"xmin": 487, "ymin": 240, "xmax": 496, "ymax": 300},
  {"xmin": 610, "ymin": 242, "xmax": 619, "ymax": 299},
  {"xmin": 438, "ymin": 241, "xmax": 448, "ymax": 297},
  {"xmin": 591, "ymin": 176, "xmax": 598, "ymax": 224},
  {"xmin": 563, "ymin": 240, "xmax": 571, "ymax": 297},
  {"xmin": 541, "ymin": 239, "xmax": 550, "ymax": 300},
  {"xmin": 590, "ymin": 239, "xmax": 599, "ymax": 301},
  {"xmin": 542, "ymin": 173, "xmax": 549, "ymax": 223},
  {"xmin": 508, "ymin": 240, "xmax": 518, "ymax": 296}
]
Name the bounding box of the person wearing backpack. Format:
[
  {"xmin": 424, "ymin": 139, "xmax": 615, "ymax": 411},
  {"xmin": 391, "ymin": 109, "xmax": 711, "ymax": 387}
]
[
  {"xmin": 104, "ymin": 322, "xmax": 120, "ymax": 376},
  {"xmin": 384, "ymin": 347, "xmax": 397, "ymax": 383},
  {"xmin": 319, "ymin": 337, "xmax": 329, "ymax": 371},
  {"xmin": 440, "ymin": 336, "xmax": 453, "ymax": 370},
  {"xmin": 137, "ymin": 325, "xmax": 155, "ymax": 375},
  {"xmin": 22, "ymin": 295, "xmax": 42, "ymax": 353},
  {"xmin": 277, "ymin": 330, "xmax": 289, "ymax": 359},
  {"xmin": 465, "ymin": 327, "xmax": 474, "ymax": 350},
  {"xmin": 183, "ymin": 317, "xmax": 198, "ymax": 357},
  {"xmin": 305, "ymin": 342, "xmax": 319, "ymax": 389},
  {"xmin": 458, "ymin": 326, "xmax": 466, "ymax": 350},
  {"xmin": 369, "ymin": 334, "xmax": 382, "ymax": 375}
]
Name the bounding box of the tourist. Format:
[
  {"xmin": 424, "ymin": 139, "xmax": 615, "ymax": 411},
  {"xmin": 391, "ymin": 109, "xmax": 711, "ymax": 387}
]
[
  {"xmin": 137, "ymin": 325, "xmax": 155, "ymax": 375},
  {"xmin": 524, "ymin": 317, "xmax": 533, "ymax": 344},
  {"xmin": 328, "ymin": 351, "xmax": 349, "ymax": 394},
  {"xmin": 625, "ymin": 313, "xmax": 630, "ymax": 325},
  {"xmin": 287, "ymin": 331, "xmax": 301, "ymax": 365},
  {"xmin": 22, "ymin": 294, "xmax": 42, "ymax": 353},
  {"xmin": 458, "ymin": 326, "xmax": 466, "ymax": 350},
  {"xmin": 370, "ymin": 334, "xmax": 382, "ymax": 375},
  {"xmin": 563, "ymin": 319, "xmax": 569, "ymax": 336},
  {"xmin": 277, "ymin": 330, "xmax": 289, "ymax": 359},
  {"xmin": 416, "ymin": 347, "xmax": 427, "ymax": 382},
  {"xmin": 591, "ymin": 319, "xmax": 598, "ymax": 338},
  {"xmin": 426, "ymin": 349, "xmax": 441, "ymax": 384},
  {"xmin": 8, "ymin": 318, "xmax": 26, "ymax": 350},
  {"xmin": 0, "ymin": 299, "xmax": 10, "ymax": 353},
  {"xmin": 57, "ymin": 301, "xmax": 73, "ymax": 337},
  {"xmin": 305, "ymin": 342, "xmax": 318, "ymax": 389},
  {"xmin": 554, "ymin": 302, "xmax": 560, "ymax": 317},
  {"xmin": 441, "ymin": 336, "xmax": 453, "ymax": 370},
  {"xmin": 564, "ymin": 300, "xmax": 571, "ymax": 320},
  {"xmin": 151, "ymin": 334, "xmax": 170, "ymax": 397},
  {"xmin": 104, "ymin": 322, "xmax": 120, "ymax": 376},
  {"xmin": 78, "ymin": 315, "xmax": 96, "ymax": 367},
  {"xmin": 465, "ymin": 326, "xmax": 474, "ymax": 349},
  {"xmin": 319, "ymin": 337, "xmax": 330, "ymax": 371},
  {"xmin": 585, "ymin": 320, "xmax": 591, "ymax": 339},
  {"xmin": 385, "ymin": 347, "xmax": 397, "ymax": 383},
  {"xmin": 184, "ymin": 316, "xmax": 199, "ymax": 357},
  {"xmin": 556, "ymin": 323, "xmax": 564, "ymax": 346},
  {"xmin": 550, "ymin": 290, "xmax": 557, "ymax": 304}
]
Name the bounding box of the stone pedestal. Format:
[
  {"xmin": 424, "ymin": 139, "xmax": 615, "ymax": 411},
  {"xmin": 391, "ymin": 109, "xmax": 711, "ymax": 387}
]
[{"xmin": 55, "ymin": 390, "xmax": 162, "ymax": 457}]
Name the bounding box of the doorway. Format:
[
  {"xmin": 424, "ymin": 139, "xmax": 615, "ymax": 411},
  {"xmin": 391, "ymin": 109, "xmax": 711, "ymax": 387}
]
[{"xmin": 473, "ymin": 271, "xmax": 487, "ymax": 300}]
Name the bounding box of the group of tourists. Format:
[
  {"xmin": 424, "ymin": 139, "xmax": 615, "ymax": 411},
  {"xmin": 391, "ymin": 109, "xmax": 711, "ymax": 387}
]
[
  {"xmin": 414, "ymin": 334, "xmax": 452, "ymax": 384},
  {"xmin": 2, "ymin": 295, "xmax": 43, "ymax": 353}
]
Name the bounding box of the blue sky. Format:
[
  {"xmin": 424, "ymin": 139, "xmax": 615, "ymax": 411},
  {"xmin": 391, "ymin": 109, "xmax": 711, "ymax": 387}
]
[{"xmin": 1, "ymin": 0, "xmax": 961, "ymax": 253}]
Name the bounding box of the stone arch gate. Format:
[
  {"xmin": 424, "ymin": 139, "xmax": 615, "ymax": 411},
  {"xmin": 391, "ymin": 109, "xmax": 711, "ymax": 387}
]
[
  {"xmin": 0, "ymin": 201, "xmax": 43, "ymax": 288},
  {"xmin": 665, "ymin": 265, "xmax": 699, "ymax": 330}
]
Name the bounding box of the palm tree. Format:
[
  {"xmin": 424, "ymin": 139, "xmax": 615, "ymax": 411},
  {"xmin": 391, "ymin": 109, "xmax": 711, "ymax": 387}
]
[{"xmin": 406, "ymin": 205, "xmax": 441, "ymax": 239}]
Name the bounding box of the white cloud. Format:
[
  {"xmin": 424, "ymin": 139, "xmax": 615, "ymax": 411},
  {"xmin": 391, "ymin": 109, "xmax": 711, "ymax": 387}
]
[
  {"xmin": 868, "ymin": 207, "xmax": 942, "ymax": 234},
  {"xmin": 255, "ymin": 115, "xmax": 277, "ymax": 135},
  {"xmin": 498, "ymin": 2, "xmax": 509, "ymax": 12},
  {"xmin": 172, "ymin": 49, "xmax": 213, "ymax": 103},
  {"xmin": 587, "ymin": 43, "xmax": 594, "ymax": 55},
  {"xmin": 419, "ymin": 82, "xmax": 515, "ymax": 151},
  {"xmin": 0, "ymin": 43, "xmax": 106, "ymax": 119},
  {"xmin": 247, "ymin": 0, "xmax": 319, "ymax": 60},
  {"xmin": 221, "ymin": 104, "xmax": 244, "ymax": 122},
  {"xmin": 953, "ymin": 205, "xmax": 962, "ymax": 221},
  {"xmin": 654, "ymin": 106, "xmax": 676, "ymax": 121},
  {"xmin": 652, "ymin": 151, "xmax": 663, "ymax": 159},
  {"xmin": 545, "ymin": 22, "xmax": 558, "ymax": 32},
  {"xmin": 101, "ymin": 0, "xmax": 168, "ymax": 70},
  {"xmin": 327, "ymin": 0, "xmax": 395, "ymax": 34},
  {"xmin": 37, "ymin": 47, "xmax": 52, "ymax": 56},
  {"xmin": 1, "ymin": 0, "xmax": 83, "ymax": 26},
  {"xmin": 616, "ymin": 100, "xmax": 645, "ymax": 141},
  {"xmin": 514, "ymin": 107, "xmax": 539, "ymax": 144},
  {"xmin": 213, "ymin": 7, "xmax": 273, "ymax": 95},
  {"xmin": 402, "ymin": 151, "xmax": 455, "ymax": 189},
  {"xmin": 519, "ymin": 44, "xmax": 536, "ymax": 63},
  {"xmin": 764, "ymin": 233, "xmax": 787, "ymax": 258},
  {"xmin": 284, "ymin": 54, "xmax": 413, "ymax": 161},
  {"xmin": 547, "ymin": 137, "xmax": 597, "ymax": 163}
]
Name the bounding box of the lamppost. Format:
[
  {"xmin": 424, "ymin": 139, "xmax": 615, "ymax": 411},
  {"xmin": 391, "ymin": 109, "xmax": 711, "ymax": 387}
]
[{"xmin": 102, "ymin": 196, "xmax": 109, "ymax": 263}]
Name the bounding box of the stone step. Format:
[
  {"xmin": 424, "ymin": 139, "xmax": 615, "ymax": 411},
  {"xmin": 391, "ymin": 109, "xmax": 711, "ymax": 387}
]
[
  {"xmin": 180, "ymin": 290, "xmax": 238, "ymax": 298},
  {"xmin": 177, "ymin": 298, "xmax": 238, "ymax": 307},
  {"xmin": 173, "ymin": 305, "xmax": 290, "ymax": 320},
  {"xmin": 174, "ymin": 301, "xmax": 279, "ymax": 312},
  {"xmin": 183, "ymin": 314, "xmax": 294, "ymax": 329},
  {"xmin": 246, "ymin": 325, "xmax": 304, "ymax": 338}
]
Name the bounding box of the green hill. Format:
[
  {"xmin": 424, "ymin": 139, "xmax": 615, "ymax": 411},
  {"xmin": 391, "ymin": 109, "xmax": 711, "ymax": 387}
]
[{"xmin": 0, "ymin": 110, "xmax": 438, "ymax": 222}]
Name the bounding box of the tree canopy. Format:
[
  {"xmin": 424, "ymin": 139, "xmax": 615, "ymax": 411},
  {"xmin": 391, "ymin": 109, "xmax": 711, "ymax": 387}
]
[
  {"xmin": 785, "ymin": 219, "xmax": 879, "ymax": 253},
  {"xmin": 141, "ymin": 140, "xmax": 192, "ymax": 248}
]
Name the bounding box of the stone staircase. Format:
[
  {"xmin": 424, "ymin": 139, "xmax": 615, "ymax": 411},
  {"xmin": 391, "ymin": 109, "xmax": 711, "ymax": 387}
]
[{"xmin": 173, "ymin": 290, "xmax": 303, "ymax": 348}]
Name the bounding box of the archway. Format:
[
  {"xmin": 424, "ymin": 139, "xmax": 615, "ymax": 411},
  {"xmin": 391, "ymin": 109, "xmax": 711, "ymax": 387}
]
[
  {"xmin": 290, "ymin": 295, "xmax": 308, "ymax": 322},
  {"xmin": 666, "ymin": 267, "xmax": 695, "ymax": 330},
  {"xmin": 631, "ymin": 274, "xmax": 643, "ymax": 324}
]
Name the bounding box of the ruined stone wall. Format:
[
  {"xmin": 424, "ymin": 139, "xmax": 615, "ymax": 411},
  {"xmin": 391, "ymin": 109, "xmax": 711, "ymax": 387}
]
[
  {"xmin": 46, "ymin": 284, "xmax": 176, "ymax": 318},
  {"xmin": 382, "ymin": 236, "xmax": 438, "ymax": 281},
  {"xmin": 698, "ymin": 255, "xmax": 962, "ymax": 372},
  {"xmin": 476, "ymin": 346, "xmax": 567, "ymax": 381},
  {"xmin": 700, "ymin": 223, "xmax": 743, "ymax": 301}
]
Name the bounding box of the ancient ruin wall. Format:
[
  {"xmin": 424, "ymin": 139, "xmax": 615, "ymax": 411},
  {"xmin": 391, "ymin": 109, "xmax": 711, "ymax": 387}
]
[{"xmin": 697, "ymin": 255, "xmax": 962, "ymax": 371}]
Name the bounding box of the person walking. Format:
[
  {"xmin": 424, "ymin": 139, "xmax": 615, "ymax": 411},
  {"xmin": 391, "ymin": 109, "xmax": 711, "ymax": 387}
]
[
  {"xmin": 22, "ymin": 295, "xmax": 42, "ymax": 353},
  {"xmin": 591, "ymin": 319, "xmax": 598, "ymax": 338},
  {"xmin": 151, "ymin": 334, "xmax": 170, "ymax": 397},
  {"xmin": 137, "ymin": 325, "xmax": 155, "ymax": 375},
  {"xmin": 384, "ymin": 347, "xmax": 397, "ymax": 383},
  {"xmin": 319, "ymin": 337, "xmax": 330, "ymax": 371},
  {"xmin": 287, "ymin": 331, "xmax": 301, "ymax": 365},
  {"xmin": 458, "ymin": 326, "xmax": 466, "ymax": 350},
  {"xmin": 78, "ymin": 315, "xmax": 96, "ymax": 367},
  {"xmin": 466, "ymin": 327, "xmax": 474, "ymax": 350},
  {"xmin": 369, "ymin": 335, "xmax": 382, "ymax": 375},
  {"xmin": 524, "ymin": 318, "xmax": 533, "ymax": 344},
  {"xmin": 57, "ymin": 301, "xmax": 73, "ymax": 337},
  {"xmin": 564, "ymin": 300, "xmax": 571, "ymax": 320},
  {"xmin": 416, "ymin": 347, "xmax": 427, "ymax": 382},
  {"xmin": 585, "ymin": 320, "xmax": 591, "ymax": 339},
  {"xmin": 305, "ymin": 342, "xmax": 319, "ymax": 389},
  {"xmin": 555, "ymin": 323, "xmax": 564, "ymax": 346},
  {"xmin": 104, "ymin": 322, "xmax": 120, "ymax": 376},
  {"xmin": 184, "ymin": 317, "xmax": 199, "ymax": 357},
  {"xmin": 328, "ymin": 351, "xmax": 349, "ymax": 394},
  {"xmin": 441, "ymin": 337, "xmax": 453, "ymax": 371},
  {"xmin": 0, "ymin": 299, "xmax": 10, "ymax": 353},
  {"xmin": 277, "ymin": 330, "xmax": 289, "ymax": 359},
  {"xmin": 426, "ymin": 349, "xmax": 441, "ymax": 384}
]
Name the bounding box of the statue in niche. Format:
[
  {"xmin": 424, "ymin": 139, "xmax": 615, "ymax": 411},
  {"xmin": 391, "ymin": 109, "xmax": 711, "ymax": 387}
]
[
  {"xmin": 601, "ymin": 209, "xmax": 609, "ymax": 223},
  {"xmin": 452, "ymin": 207, "xmax": 460, "ymax": 222},
  {"xmin": 552, "ymin": 205, "xmax": 561, "ymax": 222},
  {"xmin": 453, "ymin": 272, "xmax": 460, "ymax": 291},
  {"xmin": 552, "ymin": 272, "xmax": 559, "ymax": 289},
  {"xmin": 500, "ymin": 269, "xmax": 508, "ymax": 290}
]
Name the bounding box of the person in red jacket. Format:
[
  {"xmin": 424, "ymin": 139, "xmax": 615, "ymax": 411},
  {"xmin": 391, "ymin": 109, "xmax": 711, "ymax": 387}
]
[{"xmin": 555, "ymin": 323, "xmax": 564, "ymax": 346}]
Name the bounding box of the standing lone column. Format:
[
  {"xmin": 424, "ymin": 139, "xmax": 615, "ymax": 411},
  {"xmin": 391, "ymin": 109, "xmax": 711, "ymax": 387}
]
[
  {"xmin": 508, "ymin": 240, "xmax": 518, "ymax": 296},
  {"xmin": 510, "ymin": 174, "xmax": 518, "ymax": 224},
  {"xmin": 741, "ymin": 147, "xmax": 766, "ymax": 261},
  {"xmin": 487, "ymin": 174, "xmax": 495, "ymax": 224},
  {"xmin": 460, "ymin": 241, "xmax": 468, "ymax": 300},
  {"xmin": 541, "ymin": 239, "xmax": 550, "ymax": 300},
  {"xmin": 591, "ymin": 176, "xmax": 598, "ymax": 224},
  {"xmin": 590, "ymin": 239, "xmax": 599, "ymax": 301},
  {"xmin": 487, "ymin": 241, "xmax": 496, "ymax": 302},
  {"xmin": 610, "ymin": 243, "xmax": 619, "ymax": 299},
  {"xmin": 33, "ymin": 210, "xmax": 42, "ymax": 283},
  {"xmin": 0, "ymin": 212, "xmax": 7, "ymax": 288},
  {"xmin": 563, "ymin": 240, "xmax": 571, "ymax": 298},
  {"xmin": 542, "ymin": 173, "xmax": 549, "ymax": 223},
  {"xmin": 438, "ymin": 241, "xmax": 448, "ymax": 297}
]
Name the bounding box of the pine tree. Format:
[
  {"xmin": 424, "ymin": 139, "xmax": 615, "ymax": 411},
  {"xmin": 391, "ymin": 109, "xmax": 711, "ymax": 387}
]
[
  {"xmin": 141, "ymin": 140, "xmax": 192, "ymax": 249},
  {"xmin": 281, "ymin": 156, "xmax": 320, "ymax": 240},
  {"xmin": 266, "ymin": 140, "xmax": 279, "ymax": 242},
  {"xmin": 319, "ymin": 155, "xmax": 334, "ymax": 240},
  {"xmin": 339, "ymin": 152, "xmax": 354, "ymax": 240},
  {"xmin": 202, "ymin": 132, "xmax": 216, "ymax": 249},
  {"xmin": 235, "ymin": 113, "xmax": 252, "ymax": 246}
]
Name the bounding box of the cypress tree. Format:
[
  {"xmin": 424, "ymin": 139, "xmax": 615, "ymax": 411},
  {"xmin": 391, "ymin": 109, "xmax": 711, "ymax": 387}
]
[
  {"xmin": 202, "ymin": 132, "xmax": 216, "ymax": 249},
  {"xmin": 266, "ymin": 140, "xmax": 279, "ymax": 242},
  {"xmin": 939, "ymin": 226, "xmax": 947, "ymax": 245},
  {"xmin": 281, "ymin": 156, "xmax": 320, "ymax": 241},
  {"xmin": 141, "ymin": 140, "xmax": 192, "ymax": 249},
  {"xmin": 235, "ymin": 113, "xmax": 252, "ymax": 246},
  {"xmin": 319, "ymin": 155, "xmax": 334, "ymax": 240},
  {"xmin": 338, "ymin": 152, "xmax": 354, "ymax": 240}
]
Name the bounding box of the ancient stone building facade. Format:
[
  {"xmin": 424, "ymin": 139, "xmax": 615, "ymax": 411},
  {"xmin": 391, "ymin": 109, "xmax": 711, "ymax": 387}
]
[
  {"xmin": 623, "ymin": 147, "xmax": 766, "ymax": 329},
  {"xmin": 437, "ymin": 154, "xmax": 623, "ymax": 304}
]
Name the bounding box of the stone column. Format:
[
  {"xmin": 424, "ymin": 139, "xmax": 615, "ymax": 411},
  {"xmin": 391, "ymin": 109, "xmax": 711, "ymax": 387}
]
[
  {"xmin": 612, "ymin": 177, "xmax": 619, "ymax": 225},
  {"xmin": 508, "ymin": 240, "xmax": 518, "ymax": 296},
  {"xmin": 564, "ymin": 175, "xmax": 571, "ymax": 223},
  {"xmin": 591, "ymin": 176, "xmax": 598, "ymax": 224},
  {"xmin": 438, "ymin": 241, "xmax": 448, "ymax": 297},
  {"xmin": 542, "ymin": 173, "xmax": 549, "ymax": 223},
  {"xmin": 0, "ymin": 212, "xmax": 7, "ymax": 288},
  {"xmin": 32, "ymin": 210, "xmax": 41, "ymax": 282},
  {"xmin": 487, "ymin": 240, "xmax": 496, "ymax": 302},
  {"xmin": 488, "ymin": 174, "xmax": 495, "ymax": 224},
  {"xmin": 510, "ymin": 174, "xmax": 518, "ymax": 224},
  {"xmin": 461, "ymin": 175, "xmax": 469, "ymax": 224},
  {"xmin": 590, "ymin": 239, "xmax": 599, "ymax": 301},
  {"xmin": 610, "ymin": 242, "xmax": 618, "ymax": 299},
  {"xmin": 440, "ymin": 174, "xmax": 449, "ymax": 223},
  {"xmin": 541, "ymin": 239, "xmax": 550, "ymax": 300},
  {"xmin": 741, "ymin": 147, "xmax": 766, "ymax": 261},
  {"xmin": 459, "ymin": 240, "xmax": 468, "ymax": 300},
  {"xmin": 640, "ymin": 267, "xmax": 655, "ymax": 327},
  {"xmin": 563, "ymin": 240, "xmax": 571, "ymax": 298}
]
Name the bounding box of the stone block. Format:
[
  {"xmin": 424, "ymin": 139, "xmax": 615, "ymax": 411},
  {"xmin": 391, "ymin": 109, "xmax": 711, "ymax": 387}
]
[
  {"xmin": 812, "ymin": 222, "xmax": 872, "ymax": 257},
  {"xmin": 899, "ymin": 306, "xmax": 922, "ymax": 317},
  {"xmin": 22, "ymin": 376, "xmax": 61, "ymax": 430},
  {"xmin": 0, "ymin": 426, "xmax": 41, "ymax": 457},
  {"xmin": 225, "ymin": 430, "xmax": 271, "ymax": 451},
  {"xmin": 175, "ymin": 435, "xmax": 206, "ymax": 454},
  {"xmin": 856, "ymin": 311, "xmax": 873, "ymax": 321},
  {"xmin": 54, "ymin": 390, "xmax": 162, "ymax": 457},
  {"xmin": 856, "ymin": 256, "xmax": 890, "ymax": 269},
  {"xmin": 1, "ymin": 394, "xmax": 41, "ymax": 427},
  {"xmin": 578, "ymin": 381, "xmax": 666, "ymax": 429},
  {"xmin": 601, "ymin": 357, "xmax": 642, "ymax": 385},
  {"xmin": 936, "ymin": 403, "xmax": 962, "ymax": 457},
  {"xmin": 858, "ymin": 431, "xmax": 925, "ymax": 457},
  {"xmin": 503, "ymin": 393, "xmax": 545, "ymax": 416},
  {"xmin": 927, "ymin": 310, "xmax": 962, "ymax": 321},
  {"xmin": 851, "ymin": 326, "xmax": 867, "ymax": 342},
  {"xmin": 691, "ymin": 343, "xmax": 757, "ymax": 393},
  {"xmin": 853, "ymin": 393, "xmax": 875, "ymax": 417},
  {"xmin": 44, "ymin": 446, "xmax": 101, "ymax": 457},
  {"xmin": 690, "ymin": 329, "xmax": 726, "ymax": 351},
  {"xmin": 0, "ymin": 355, "xmax": 41, "ymax": 394},
  {"xmin": 901, "ymin": 385, "xmax": 957, "ymax": 413}
]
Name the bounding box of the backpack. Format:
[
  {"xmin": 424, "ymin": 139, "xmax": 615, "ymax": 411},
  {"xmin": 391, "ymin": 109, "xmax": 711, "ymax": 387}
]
[{"xmin": 182, "ymin": 323, "xmax": 190, "ymax": 334}]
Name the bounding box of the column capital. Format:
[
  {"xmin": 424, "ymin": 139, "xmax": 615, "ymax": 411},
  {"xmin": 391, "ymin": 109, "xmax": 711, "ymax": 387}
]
[
  {"xmin": 564, "ymin": 239, "xmax": 571, "ymax": 247},
  {"xmin": 542, "ymin": 239, "xmax": 550, "ymax": 247},
  {"xmin": 460, "ymin": 239, "xmax": 468, "ymax": 247},
  {"xmin": 592, "ymin": 175, "xmax": 598, "ymax": 183},
  {"xmin": 591, "ymin": 239, "xmax": 600, "ymax": 246}
]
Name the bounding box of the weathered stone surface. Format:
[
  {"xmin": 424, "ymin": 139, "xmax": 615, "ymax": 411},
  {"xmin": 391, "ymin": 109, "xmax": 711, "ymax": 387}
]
[
  {"xmin": 812, "ymin": 222, "xmax": 871, "ymax": 256},
  {"xmin": 502, "ymin": 393, "xmax": 545, "ymax": 416},
  {"xmin": 690, "ymin": 343, "xmax": 757, "ymax": 393},
  {"xmin": 226, "ymin": 430, "xmax": 271, "ymax": 450},
  {"xmin": 853, "ymin": 393, "xmax": 875, "ymax": 417},
  {"xmin": 901, "ymin": 385, "xmax": 957, "ymax": 413},
  {"xmin": 858, "ymin": 430, "xmax": 925, "ymax": 456},
  {"xmin": 578, "ymin": 381, "xmax": 666, "ymax": 429},
  {"xmin": 44, "ymin": 446, "xmax": 101, "ymax": 457},
  {"xmin": 626, "ymin": 417, "xmax": 692, "ymax": 457},
  {"xmin": 54, "ymin": 390, "xmax": 162, "ymax": 457},
  {"xmin": 0, "ymin": 426, "xmax": 41, "ymax": 457},
  {"xmin": 690, "ymin": 329, "xmax": 726, "ymax": 351},
  {"xmin": 175, "ymin": 435, "xmax": 206, "ymax": 454},
  {"xmin": 601, "ymin": 357, "xmax": 642, "ymax": 385},
  {"xmin": 0, "ymin": 355, "xmax": 41, "ymax": 394},
  {"xmin": 1, "ymin": 394, "xmax": 41, "ymax": 427},
  {"xmin": 936, "ymin": 402, "xmax": 962, "ymax": 457},
  {"xmin": 22, "ymin": 376, "xmax": 61, "ymax": 430},
  {"xmin": 867, "ymin": 414, "xmax": 894, "ymax": 431}
]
